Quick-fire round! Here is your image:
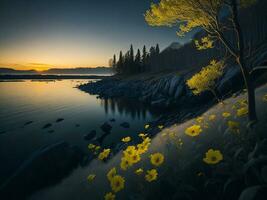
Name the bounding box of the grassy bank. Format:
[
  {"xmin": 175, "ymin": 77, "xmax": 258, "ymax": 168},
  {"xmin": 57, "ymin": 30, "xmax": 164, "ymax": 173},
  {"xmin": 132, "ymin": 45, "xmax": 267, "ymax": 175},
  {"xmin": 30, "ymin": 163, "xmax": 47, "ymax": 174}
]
[{"xmin": 30, "ymin": 83, "xmax": 267, "ymax": 200}]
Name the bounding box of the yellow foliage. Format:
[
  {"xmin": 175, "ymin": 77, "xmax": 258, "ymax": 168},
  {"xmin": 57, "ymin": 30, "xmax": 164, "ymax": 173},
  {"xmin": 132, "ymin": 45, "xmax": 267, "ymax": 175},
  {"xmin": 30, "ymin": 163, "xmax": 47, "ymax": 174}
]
[
  {"xmin": 195, "ymin": 36, "xmax": 214, "ymax": 50},
  {"xmin": 186, "ymin": 60, "xmax": 224, "ymax": 95},
  {"xmin": 145, "ymin": 0, "xmax": 224, "ymax": 36}
]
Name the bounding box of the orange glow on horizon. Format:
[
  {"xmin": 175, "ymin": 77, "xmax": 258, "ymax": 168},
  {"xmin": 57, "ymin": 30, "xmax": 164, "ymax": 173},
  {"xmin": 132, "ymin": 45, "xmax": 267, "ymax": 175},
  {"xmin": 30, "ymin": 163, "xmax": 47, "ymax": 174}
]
[{"xmin": 0, "ymin": 62, "xmax": 108, "ymax": 71}]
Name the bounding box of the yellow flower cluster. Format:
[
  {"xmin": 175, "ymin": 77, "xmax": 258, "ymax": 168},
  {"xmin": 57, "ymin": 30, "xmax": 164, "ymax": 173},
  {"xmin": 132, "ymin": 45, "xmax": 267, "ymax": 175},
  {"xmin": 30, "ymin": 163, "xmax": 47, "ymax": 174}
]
[
  {"xmin": 195, "ymin": 36, "xmax": 214, "ymax": 50},
  {"xmin": 185, "ymin": 124, "xmax": 202, "ymax": 137},
  {"xmin": 203, "ymin": 149, "xmax": 223, "ymax": 165},
  {"xmin": 150, "ymin": 153, "xmax": 164, "ymax": 167},
  {"xmin": 107, "ymin": 168, "xmax": 117, "ymax": 181},
  {"xmin": 236, "ymin": 106, "xmax": 248, "ymax": 117},
  {"xmin": 186, "ymin": 60, "xmax": 224, "ymax": 96},
  {"xmin": 145, "ymin": 169, "xmax": 158, "ymax": 182},
  {"xmin": 263, "ymin": 94, "xmax": 267, "ymax": 102},
  {"xmin": 144, "ymin": 124, "xmax": 150, "ymax": 129},
  {"xmin": 87, "ymin": 174, "xmax": 96, "ymax": 182},
  {"xmin": 208, "ymin": 114, "xmax": 216, "ymax": 121},
  {"xmin": 121, "ymin": 136, "xmax": 131, "ymax": 143},
  {"xmin": 135, "ymin": 168, "xmax": 144, "ymax": 175},
  {"xmin": 228, "ymin": 120, "xmax": 240, "ymax": 133},
  {"xmin": 222, "ymin": 112, "xmax": 231, "ymax": 118},
  {"xmin": 110, "ymin": 175, "xmax": 125, "ymax": 192},
  {"xmin": 104, "ymin": 192, "xmax": 115, "ymax": 200},
  {"xmin": 120, "ymin": 136, "xmax": 151, "ymax": 170},
  {"xmin": 98, "ymin": 149, "xmax": 111, "ymax": 160}
]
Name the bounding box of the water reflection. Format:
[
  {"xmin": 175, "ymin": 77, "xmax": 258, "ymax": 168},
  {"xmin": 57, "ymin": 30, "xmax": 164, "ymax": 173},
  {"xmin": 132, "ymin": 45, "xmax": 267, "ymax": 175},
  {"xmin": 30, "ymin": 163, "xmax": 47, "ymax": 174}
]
[{"xmin": 100, "ymin": 98, "xmax": 153, "ymax": 120}]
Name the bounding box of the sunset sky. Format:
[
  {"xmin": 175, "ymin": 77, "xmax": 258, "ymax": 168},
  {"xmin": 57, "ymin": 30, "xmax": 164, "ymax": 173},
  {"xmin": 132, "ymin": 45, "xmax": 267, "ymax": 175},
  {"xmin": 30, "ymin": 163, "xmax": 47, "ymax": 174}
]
[{"xmin": 0, "ymin": 0, "xmax": 195, "ymax": 70}]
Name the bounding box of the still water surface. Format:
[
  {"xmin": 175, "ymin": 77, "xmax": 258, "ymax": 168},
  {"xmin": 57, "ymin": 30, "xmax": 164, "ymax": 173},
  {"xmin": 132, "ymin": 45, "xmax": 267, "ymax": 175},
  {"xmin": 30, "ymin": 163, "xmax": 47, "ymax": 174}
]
[{"xmin": 0, "ymin": 79, "xmax": 156, "ymax": 184}]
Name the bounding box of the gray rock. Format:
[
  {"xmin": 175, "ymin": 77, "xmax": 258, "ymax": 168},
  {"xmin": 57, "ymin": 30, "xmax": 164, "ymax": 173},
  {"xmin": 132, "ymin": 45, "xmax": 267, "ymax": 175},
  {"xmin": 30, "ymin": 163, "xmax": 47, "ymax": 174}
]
[
  {"xmin": 100, "ymin": 122, "xmax": 112, "ymax": 133},
  {"xmin": 120, "ymin": 122, "xmax": 130, "ymax": 128},
  {"xmin": 42, "ymin": 123, "xmax": 52, "ymax": 129},
  {"xmin": 56, "ymin": 118, "xmax": 64, "ymax": 123}
]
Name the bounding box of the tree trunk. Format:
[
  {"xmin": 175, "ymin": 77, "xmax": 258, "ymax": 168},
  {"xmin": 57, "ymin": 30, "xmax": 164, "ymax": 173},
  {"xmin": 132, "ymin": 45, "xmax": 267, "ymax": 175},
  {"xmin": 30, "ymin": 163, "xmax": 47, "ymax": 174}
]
[
  {"xmin": 231, "ymin": 0, "xmax": 257, "ymax": 122},
  {"xmin": 237, "ymin": 58, "xmax": 258, "ymax": 122}
]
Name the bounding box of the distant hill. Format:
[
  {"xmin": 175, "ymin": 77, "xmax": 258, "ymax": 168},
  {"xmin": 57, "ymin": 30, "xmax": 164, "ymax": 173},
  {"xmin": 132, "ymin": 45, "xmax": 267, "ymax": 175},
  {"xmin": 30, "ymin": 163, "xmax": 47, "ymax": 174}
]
[
  {"xmin": 0, "ymin": 68, "xmax": 37, "ymax": 74},
  {"xmin": 0, "ymin": 67, "xmax": 112, "ymax": 75}
]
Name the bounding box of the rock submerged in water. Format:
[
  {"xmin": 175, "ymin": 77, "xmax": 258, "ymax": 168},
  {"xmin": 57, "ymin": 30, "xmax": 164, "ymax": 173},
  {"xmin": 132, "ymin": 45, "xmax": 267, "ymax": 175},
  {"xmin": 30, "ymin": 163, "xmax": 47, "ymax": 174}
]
[
  {"xmin": 42, "ymin": 123, "xmax": 52, "ymax": 129},
  {"xmin": 109, "ymin": 118, "xmax": 116, "ymax": 122},
  {"xmin": 56, "ymin": 118, "xmax": 64, "ymax": 123},
  {"xmin": 84, "ymin": 130, "xmax": 97, "ymax": 140},
  {"xmin": 0, "ymin": 141, "xmax": 84, "ymax": 200},
  {"xmin": 120, "ymin": 122, "xmax": 130, "ymax": 128},
  {"xmin": 24, "ymin": 121, "xmax": 33, "ymax": 126},
  {"xmin": 100, "ymin": 122, "xmax": 112, "ymax": 133}
]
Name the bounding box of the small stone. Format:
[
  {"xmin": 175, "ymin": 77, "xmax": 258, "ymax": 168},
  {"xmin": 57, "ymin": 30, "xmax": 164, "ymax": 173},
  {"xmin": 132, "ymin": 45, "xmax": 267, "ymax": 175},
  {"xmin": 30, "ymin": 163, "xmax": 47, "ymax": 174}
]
[
  {"xmin": 56, "ymin": 118, "xmax": 64, "ymax": 123},
  {"xmin": 100, "ymin": 122, "xmax": 112, "ymax": 133},
  {"xmin": 42, "ymin": 123, "xmax": 52, "ymax": 129},
  {"xmin": 24, "ymin": 121, "xmax": 33, "ymax": 126},
  {"xmin": 109, "ymin": 118, "xmax": 116, "ymax": 122},
  {"xmin": 120, "ymin": 122, "xmax": 130, "ymax": 128}
]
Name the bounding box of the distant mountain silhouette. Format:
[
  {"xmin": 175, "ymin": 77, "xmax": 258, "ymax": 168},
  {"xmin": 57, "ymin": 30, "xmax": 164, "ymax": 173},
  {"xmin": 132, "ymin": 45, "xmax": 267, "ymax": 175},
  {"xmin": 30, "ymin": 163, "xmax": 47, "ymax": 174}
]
[
  {"xmin": 162, "ymin": 42, "xmax": 182, "ymax": 52},
  {"xmin": 0, "ymin": 67, "xmax": 112, "ymax": 75}
]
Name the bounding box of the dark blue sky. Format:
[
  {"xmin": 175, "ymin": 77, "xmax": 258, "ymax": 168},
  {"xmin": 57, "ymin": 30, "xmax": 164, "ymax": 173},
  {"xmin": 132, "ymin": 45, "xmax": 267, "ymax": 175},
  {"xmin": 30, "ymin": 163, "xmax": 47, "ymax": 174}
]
[{"xmin": 0, "ymin": 0, "xmax": 195, "ymax": 69}]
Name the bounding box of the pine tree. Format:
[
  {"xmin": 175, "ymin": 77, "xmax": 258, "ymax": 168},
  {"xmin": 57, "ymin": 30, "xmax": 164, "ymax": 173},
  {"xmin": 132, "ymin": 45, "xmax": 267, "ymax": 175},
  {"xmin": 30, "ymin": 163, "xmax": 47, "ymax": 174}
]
[
  {"xmin": 135, "ymin": 49, "xmax": 141, "ymax": 73},
  {"xmin": 117, "ymin": 51, "xmax": 123, "ymax": 74},
  {"xmin": 156, "ymin": 44, "xmax": 160, "ymax": 55}
]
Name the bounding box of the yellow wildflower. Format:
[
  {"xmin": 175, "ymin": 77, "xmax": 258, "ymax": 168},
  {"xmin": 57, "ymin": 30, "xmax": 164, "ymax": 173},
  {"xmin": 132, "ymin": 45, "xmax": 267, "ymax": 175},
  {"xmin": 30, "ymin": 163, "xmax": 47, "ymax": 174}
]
[
  {"xmin": 185, "ymin": 125, "xmax": 202, "ymax": 137},
  {"xmin": 203, "ymin": 149, "xmax": 223, "ymax": 165},
  {"xmin": 145, "ymin": 169, "xmax": 158, "ymax": 182},
  {"xmin": 263, "ymin": 94, "xmax": 267, "ymax": 102},
  {"xmin": 237, "ymin": 107, "xmax": 248, "ymax": 117},
  {"xmin": 88, "ymin": 143, "xmax": 96, "ymax": 150},
  {"xmin": 98, "ymin": 148, "xmax": 111, "ymax": 160},
  {"xmin": 121, "ymin": 136, "xmax": 131, "ymax": 143},
  {"xmin": 123, "ymin": 146, "xmax": 136, "ymax": 157},
  {"xmin": 208, "ymin": 114, "xmax": 216, "ymax": 121},
  {"xmin": 150, "ymin": 153, "xmax": 164, "ymax": 167},
  {"xmin": 138, "ymin": 133, "xmax": 147, "ymax": 138},
  {"xmin": 169, "ymin": 132, "xmax": 175, "ymax": 139},
  {"xmin": 158, "ymin": 125, "xmax": 164, "ymax": 129},
  {"xmin": 129, "ymin": 151, "xmax": 141, "ymax": 164},
  {"xmin": 87, "ymin": 174, "xmax": 96, "ymax": 182},
  {"xmin": 95, "ymin": 146, "xmax": 101, "ymax": 151},
  {"xmin": 104, "ymin": 192, "xmax": 115, "ymax": 200},
  {"xmin": 120, "ymin": 157, "xmax": 133, "ymax": 170},
  {"xmin": 137, "ymin": 143, "xmax": 148, "ymax": 154},
  {"xmin": 110, "ymin": 175, "xmax": 125, "ymax": 192},
  {"xmin": 107, "ymin": 168, "xmax": 116, "ymax": 181},
  {"xmin": 135, "ymin": 168, "xmax": 144, "ymax": 175},
  {"xmin": 228, "ymin": 120, "xmax": 240, "ymax": 133},
  {"xmin": 143, "ymin": 137, "xmax": 151, "ymax": 145},
  {"xmin": 238, "ymin": 99, "xmax": 247, "ymax": 106},
  {"xmin": 145, "ymin": 124, "xmax": 150, "ymax": 129},
  {"xmin": 161, "ymin": 132, "xmax": 167, "ymax": 137},
  {"xmin": 222, "ymin": 112, "xmax": 231, "ymax": 118},
  {"xmin": 196, "ymin": 117, "xmax": 204, "ymax": 123}
]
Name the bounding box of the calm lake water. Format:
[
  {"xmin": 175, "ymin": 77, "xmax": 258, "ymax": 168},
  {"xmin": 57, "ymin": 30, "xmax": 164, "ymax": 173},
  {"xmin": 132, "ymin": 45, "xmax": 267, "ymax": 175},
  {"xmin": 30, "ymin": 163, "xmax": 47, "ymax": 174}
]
[{"xmin": 0, "ymin": 79, "xmax": 156, "ymax": 184}]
